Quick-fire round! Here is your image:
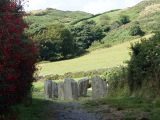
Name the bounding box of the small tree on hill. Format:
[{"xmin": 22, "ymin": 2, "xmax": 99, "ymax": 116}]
[
  {"xmin": 120, "ymin": 15, "xmax": 130, "ymax": 24},
  {"xmin": 130, "ymin": 24, "xmax": 145, "ymax": 36}
]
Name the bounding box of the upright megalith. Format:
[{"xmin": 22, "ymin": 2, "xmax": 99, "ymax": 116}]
[
  {"xmin": 44, "ymin": 77, "xmax": 108, "ymax": 100},
  {"xmin": 58, "ymin": 82, "xmax": 65, "ymax": 100},
  {"xmin": 52, "ymin": 82, "xmax": 58, "ymax": 99},
  {"xmin": 44, "ymin": 80, "xmax": 52, "ymax": 99},
  {"xmin": 91, "ymin": 76, "xmax": 107, "ymax": 99},
  {"xmin": 78, "ymin": 78, "xmax": 89, "ymax": 97},
  {"xmin": 64, "ymin": 78, "xmax": 79, "ymax": 100}
]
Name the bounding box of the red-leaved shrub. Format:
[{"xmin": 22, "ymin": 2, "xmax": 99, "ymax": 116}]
[{"xmin": 0, "ymin": 0, "xmax": 38, "ymax": 115}]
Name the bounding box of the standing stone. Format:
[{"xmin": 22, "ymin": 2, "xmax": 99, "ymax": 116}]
[
  {"xmin": 78, "ymin": 78, "xmax": 89, "ymax": 97},
  {"xmin": 52, "ymin": 81, "xmax": 58, "ymax": 99},
  {"xmin": 64, "ymin": 78, "xmax": 78, "ymax": 100},
  {"xmin": 91, "ymin": 76, "xmax": 107, "ymax": 99},
  {"xmin": 58, "ymin": 82, "xmax": 65, "ymax": 100},
  {"xmin": 44, "ymin": 80, "xmax": 52, "ymax": 99}
]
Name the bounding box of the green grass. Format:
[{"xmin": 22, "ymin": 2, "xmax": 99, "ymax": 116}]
[
  {"xmin": 14, "ymin": 81, "xmax": 59, "ymax": 120},
  {"xmin": 84, "ymin": 97, "xmax": 160, "ymax": 120},
  {"xmin": 27, "ymin": 9, "xmax": 92, "ymax": 25},
  {"xmin": 38, "ymin": 34, "xmax": 152, "ymax": 76},
  {"xmin": 13, "ymin": 84, "xmax": 50, "ymax": 120},
  {"xmin": 16, "ymin": 98, "xmax": 50, "ymax": 120}
]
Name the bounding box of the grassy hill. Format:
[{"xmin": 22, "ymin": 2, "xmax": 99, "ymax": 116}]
[
  {"xmin": 26, "ymin": 0, "xmax": 160, "ymax": 76},
  {"xmin": 26, "ymin": 0, "xmax": 160, "ymax": 46},
  {"xmin": 38, "ymin": 34, "xmax": 152, "ymax": 76},
  {"xmin": 74, "ymin": 0, "xmax": 160, "ymax": 49},
  {"xmin": 25, "ymin": 8, "xmax": 92, "ymax": 36},
  {"xmin": 26, "ymin": 8, "xmax": 92, "ymax": 25}
]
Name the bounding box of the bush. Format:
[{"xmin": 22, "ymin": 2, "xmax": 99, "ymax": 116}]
[
  {"xmin": 119, "ymin": 15, "xmax": 130, "ymax": 24},
  {"xmin": 0, "ymin": 0, "xmax": 38, "ymax": 116},
  {"xmin": 103, "ymin": 67, "xmax": 129, "ymax": 97},
  {"xmin": 71, "ymin": 20, "xmax": 105, "ymax": 50},
  {"xmin": 130, "ymin": 24, "xmax": 145, "ymax": 36},
  {"xmin": 99, "ymin": 15, "xmax": 110, "ymax": 27},
  {"xmin": 102, "ymin": 25, "xmax": 110, "ymax": 32},
  {"xmin": 128, "ymin": 32, "xmax": 160, "ymax": 97},
  {"xmin": 37, "ymin": 24, "xmax": 74, "ymax": 61},
  {"xmin": 110, "ymin": 21, "xmax": 121, "ymax": 30}
]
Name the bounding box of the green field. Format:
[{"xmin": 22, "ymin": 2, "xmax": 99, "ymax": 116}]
[{"xmin": 38, "ymin": 34, "xmax": 151, "ymax": 76}]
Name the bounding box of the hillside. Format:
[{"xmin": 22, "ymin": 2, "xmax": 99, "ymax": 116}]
[
  {"xmin": 25, "ymin": 8, "xmax": 92, "ymax": 35},
  {"xmin": 38, "ymin": 34, "xmax": 152, "ymax": 76},
  {"xmin": 25, "ymin": 0, "xmax": 160, "ymax": 49},
  {"xmin": 26, "ymin": 8, "xmax": 92, "ymax": 24},
  {"xmin": 25, "ymin": 0, "xmax": 160, "ymax": 75},
  {"xmin": 73, "ymin": 0, "xmax": 160, "ymax": 49}
]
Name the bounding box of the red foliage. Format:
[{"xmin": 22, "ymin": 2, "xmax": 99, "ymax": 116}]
[{"xmin": 0, "ymin": 0, "xmax": 38, "ymax": 113}]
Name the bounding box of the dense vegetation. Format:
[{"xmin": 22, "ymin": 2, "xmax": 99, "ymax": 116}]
[
  {"xmin": 36, "ymin": 24, "xmax": 74, "ymax": 61},
  {"xmin": 71, "ymin": 20, "xmax": 105, "ymax": 50},
  {"xmin": 103, "ymin": 32, "xmax": 160, "ymax": 99},
  {"xmin": 129, "ymin": 22, "xmax": 145, "ymax": 36},
  {"xmin": 128, "ymin": 32, "xmax": 160, "ymax": 97},
  {"xmin": 0, "ymin": 0, "xmax": 37, "ymax": 118}
]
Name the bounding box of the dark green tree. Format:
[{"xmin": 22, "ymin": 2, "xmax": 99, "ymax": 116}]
[
  {"xmin": 120, "ymin": 15, "xmax": 130, "ymax": 24},
  {"xmin": 38, "ymin": 24, "xmax": 74, "ymax": 61},
  {"xmin": 71, "ymin": 20, "xmax": 105, "ymax": 50},
  {"xmin": 130, "ymin": 23, "xmax": 144, "ymax": 36}
]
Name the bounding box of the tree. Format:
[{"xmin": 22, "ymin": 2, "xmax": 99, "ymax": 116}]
[
  {"xmin": 0, "ymin": 0, "xmax": 38, "ymax": 116},
  {"xmin": 38, "ymin": 24, "xmax": 74, "ymax": 61},
  {"xmin": 71, "ymin": 20, "xmax": 105, "ymax": 50},
  {"xmin": 120, "ymin": 15, "xmax": 130, "ymax": 24},
  {"xmin": 130, "ymin": 23, "xmax": 145, "ymax": 36}
]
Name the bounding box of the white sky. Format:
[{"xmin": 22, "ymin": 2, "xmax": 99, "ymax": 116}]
[{"xmin": 24, "ymin": 0, "xmax": 143, "ymax": 14}]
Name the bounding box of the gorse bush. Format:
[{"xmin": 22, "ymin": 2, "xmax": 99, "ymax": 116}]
[
  {"xmin": 101, "ymin": 25, "xmax": 110, "ymax": 32},
  {"xmin": 110, "ymin": 21, "xmax": 121, "ymax": 30},
  {"xmin": 119, "ymin": 15, "xmax": 130, "ymax": 24},
  {"xmin": 128, "ymin": 32, "xmax": 160, "ymax": 97},
  {"xmin": 130, "ymin": 23, "xmax": 145, "ymax": 36},
  {"xmin": 0, "ymin": 0, "xmax": 38, "ymax": 116}
]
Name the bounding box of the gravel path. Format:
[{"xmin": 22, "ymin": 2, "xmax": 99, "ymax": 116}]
[
  {"xmin": 46, "ymin": 102, "xmax": 104, "ymax": 120},
  {"xmin": 45, "ymin": 101, "xmax": 150, "ymax": 120}
]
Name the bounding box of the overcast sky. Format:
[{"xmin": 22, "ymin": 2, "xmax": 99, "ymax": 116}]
[{"xmin": 24, "ymin": 0, "xmax": 143, "ymax": 14}]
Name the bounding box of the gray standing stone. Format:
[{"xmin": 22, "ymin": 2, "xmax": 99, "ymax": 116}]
[
  {"xmin": 78, "ymin": 78, "xmax": 89, "ymax": 97},
  {"xmin": 52, "ymin": 81, "xmax": 58, "ymax": 99},
  {"xmin": 58, "ymin": 82, "xmax": 65, "ymax": 100},
  {"xmin": 44, "ymin": 80, "xmax": 52, "ymax": 99},
  {"xmin": 64, "ymin": 78, "xmax": 78, "ymax": 100},
  {"xmin": 91, "ymin": 76, "xmax": 107, "ymax": 99}
]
